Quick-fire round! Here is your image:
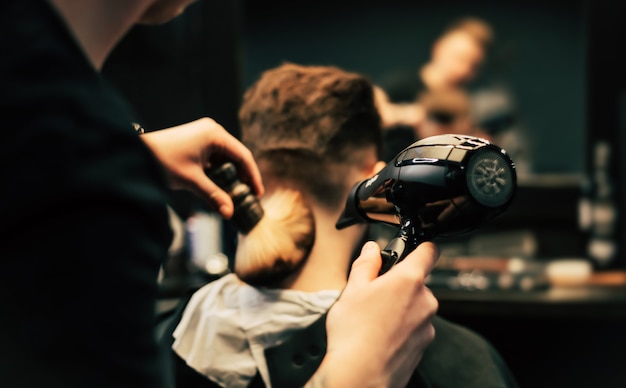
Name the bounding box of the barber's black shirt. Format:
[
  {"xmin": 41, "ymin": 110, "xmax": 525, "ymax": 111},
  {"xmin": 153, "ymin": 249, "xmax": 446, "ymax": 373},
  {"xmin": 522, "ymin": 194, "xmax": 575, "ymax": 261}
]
[{"xmin": 0, "ymin": 1, "xmax": 172, "ymax": 386}]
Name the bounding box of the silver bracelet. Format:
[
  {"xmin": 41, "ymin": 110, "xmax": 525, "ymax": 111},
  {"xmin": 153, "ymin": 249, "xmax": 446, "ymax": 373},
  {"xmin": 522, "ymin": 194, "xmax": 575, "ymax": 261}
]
[{"xmin": 132, "ymin": 122, "xmax": 145, "ymax": 135}]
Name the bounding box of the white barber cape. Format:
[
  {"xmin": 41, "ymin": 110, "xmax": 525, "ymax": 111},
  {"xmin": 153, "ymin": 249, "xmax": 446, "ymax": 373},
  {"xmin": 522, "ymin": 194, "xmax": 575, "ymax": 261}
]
[{"xmin": 172, "ymin": 273, "xmax": 340, "ymax": 388}]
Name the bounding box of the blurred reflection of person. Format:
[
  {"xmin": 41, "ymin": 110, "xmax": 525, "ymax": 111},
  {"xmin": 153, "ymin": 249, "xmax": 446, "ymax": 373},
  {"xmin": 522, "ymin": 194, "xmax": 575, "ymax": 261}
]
[
  {"xmin": 418, "ymin": 87, "xmax": 489, "ymax": 139},
  {"xmin": 376, "ymin": 17, "xmax": 493, "ymax": 162},
  {"xmin": 417, "ymin": 17, "xmax": 492, "ymax": 95},
  {"xmin": 376, "ymin": 17, "xmax": 493, "ymax": 128},
  {"xmin": 470, "ymin": 85, "xmax": 532, "ymax": 176},
  {"xmin": 376, "ymin": 17, "xmax": 530, "ymax": 174}
]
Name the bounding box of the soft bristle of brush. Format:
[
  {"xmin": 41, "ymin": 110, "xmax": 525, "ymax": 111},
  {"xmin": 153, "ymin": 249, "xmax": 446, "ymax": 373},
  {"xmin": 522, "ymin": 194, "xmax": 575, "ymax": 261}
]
[{"xmin": 235, "ymin": 189, "xmax": 315, "ymax": 286}]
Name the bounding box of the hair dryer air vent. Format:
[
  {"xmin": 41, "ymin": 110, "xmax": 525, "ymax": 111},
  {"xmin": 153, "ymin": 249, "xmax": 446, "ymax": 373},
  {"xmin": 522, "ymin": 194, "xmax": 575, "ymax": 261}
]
[{"xmin": 466, "ymin": 148, "xmax": 515, "ymax": 208}]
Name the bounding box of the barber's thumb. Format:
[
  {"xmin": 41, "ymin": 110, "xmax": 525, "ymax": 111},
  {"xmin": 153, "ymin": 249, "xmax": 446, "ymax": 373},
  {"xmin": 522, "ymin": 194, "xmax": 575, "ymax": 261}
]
[{"xmin": 348, "ymin": 241, "xmax": 383, "ymax": 285}]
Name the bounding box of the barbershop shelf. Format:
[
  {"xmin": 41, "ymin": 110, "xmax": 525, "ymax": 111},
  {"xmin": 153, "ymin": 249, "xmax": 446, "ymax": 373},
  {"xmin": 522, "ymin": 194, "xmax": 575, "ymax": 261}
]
[
  {"xmin": 431, "ymin": 271, "xmax": 626, "ymax": 320},
  {"xmin": 433, "ymin": 270, "xmax": 626, "ymax": 388}
]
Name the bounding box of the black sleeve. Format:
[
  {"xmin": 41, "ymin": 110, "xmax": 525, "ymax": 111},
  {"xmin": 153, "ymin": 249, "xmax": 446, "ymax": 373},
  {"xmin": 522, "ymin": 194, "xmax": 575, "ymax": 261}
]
[
  {"xmin": 0, "ymin": 1, "xmax": 173, "ymax": 386},
  {"xmin": 415, "ymin": 316, "xmax": 519, "ymax": 388}
]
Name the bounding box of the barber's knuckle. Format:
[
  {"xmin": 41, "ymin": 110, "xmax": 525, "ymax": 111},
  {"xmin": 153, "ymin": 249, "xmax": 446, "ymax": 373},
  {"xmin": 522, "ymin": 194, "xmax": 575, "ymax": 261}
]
[
  {"xmin": 200, "ymin": 117, "xmax": 218, "ymax": 127},
  {"xmin": 426, "ymin": 323, "xmax": 436, "ymax": 343},
  {"xmin": 423, "ymin": 291, "xmax": 439, "ymax": 316},
  {"xmin": 405, "ymin": 271, "xmax": 427, "ymax": 289},
  {"xmin": 429, "ymin": 294, "xmax": 439, "ymax": 315}
]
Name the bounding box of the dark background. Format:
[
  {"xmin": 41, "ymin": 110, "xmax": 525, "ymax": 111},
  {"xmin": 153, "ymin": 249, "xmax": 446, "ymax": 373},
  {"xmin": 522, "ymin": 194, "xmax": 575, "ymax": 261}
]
[
  {"xmin": 102, "ymin": 0, "xmax": 626, "ymax": 387},
  {"xmin": 103, "ymin": 0, "xmax": 243, "ymax": 220},
  {"xmin": 241, "ymin": 0, "xmax": 587, "ymax": 175},
  {"xmin": 105, "ymin": 0, "xmax": 589, "ymax": 175}
]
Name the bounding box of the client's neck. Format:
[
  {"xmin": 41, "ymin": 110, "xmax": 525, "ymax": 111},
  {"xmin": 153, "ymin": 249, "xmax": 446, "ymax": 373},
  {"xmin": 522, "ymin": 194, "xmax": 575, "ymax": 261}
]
[{"xmin": 279, "ymin": 206, "xmax": 364, "ymax": 292}]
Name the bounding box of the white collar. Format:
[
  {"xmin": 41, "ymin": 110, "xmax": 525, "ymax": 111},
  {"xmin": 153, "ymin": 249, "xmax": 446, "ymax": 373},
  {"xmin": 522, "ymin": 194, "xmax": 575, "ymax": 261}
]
[{"xmin": 172, "ymin": 274, "xmax": 340, "ymax": 388}]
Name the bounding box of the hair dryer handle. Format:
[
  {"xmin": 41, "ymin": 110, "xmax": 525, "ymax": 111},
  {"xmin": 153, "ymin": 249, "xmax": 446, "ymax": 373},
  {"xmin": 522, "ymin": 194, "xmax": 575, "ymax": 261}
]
[
  {"xmin": 379, "ymin": 237, "xmax": 406, "ymax": 275},
  {"xmin": 378, "ymin": 219, "xmax": 428, "ymax": 275}
]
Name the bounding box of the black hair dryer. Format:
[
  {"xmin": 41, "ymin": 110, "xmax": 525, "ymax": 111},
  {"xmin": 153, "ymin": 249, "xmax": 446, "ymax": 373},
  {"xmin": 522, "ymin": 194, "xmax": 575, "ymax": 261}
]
[{"xmin": 336, "ymin": 134, "xmax": 517, "ymax": 275}]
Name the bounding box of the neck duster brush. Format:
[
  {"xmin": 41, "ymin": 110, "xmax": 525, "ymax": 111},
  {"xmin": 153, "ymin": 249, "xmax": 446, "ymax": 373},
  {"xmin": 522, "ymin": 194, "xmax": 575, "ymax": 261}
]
[{"xmin": 206, "ymin": 162, "xmax": 315, "ymax": 287}]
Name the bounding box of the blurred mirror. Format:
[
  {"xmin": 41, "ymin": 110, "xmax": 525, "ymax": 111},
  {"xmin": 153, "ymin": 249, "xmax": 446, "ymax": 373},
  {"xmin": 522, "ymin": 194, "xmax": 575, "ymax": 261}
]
[
  {"xmin": 241, "ymin": 0, "xmax": 608, "ymax": 270},
  {"xmin": 242, "ymin": 0, "xmax": 587, "ymax": 179}
]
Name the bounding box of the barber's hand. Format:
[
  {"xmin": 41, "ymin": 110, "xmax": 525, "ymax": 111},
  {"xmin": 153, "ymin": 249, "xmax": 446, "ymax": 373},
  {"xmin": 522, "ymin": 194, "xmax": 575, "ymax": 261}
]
[
  {"xmin": 141, "ymin": 118, "xmax": 264, "ymax": 219},
  {"xmin": 310, "ymin": 241, "xmax": 439, "ymax": 388}
]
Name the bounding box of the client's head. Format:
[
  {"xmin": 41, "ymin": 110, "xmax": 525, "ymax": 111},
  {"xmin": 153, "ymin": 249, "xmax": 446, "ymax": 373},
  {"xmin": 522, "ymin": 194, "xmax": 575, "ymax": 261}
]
[{"xmin": 235, "ymin": 62, "xmax": 384, "ymax": 286}]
